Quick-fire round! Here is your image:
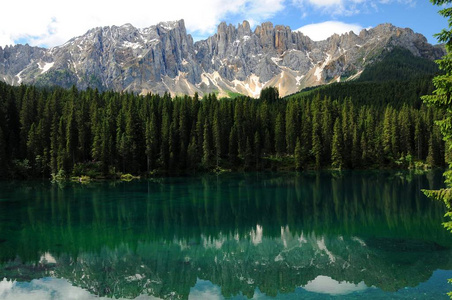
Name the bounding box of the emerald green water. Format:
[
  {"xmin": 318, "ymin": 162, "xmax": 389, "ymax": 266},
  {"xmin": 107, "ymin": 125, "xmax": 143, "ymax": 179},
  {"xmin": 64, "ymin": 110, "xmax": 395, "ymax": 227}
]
[{"xmin": 0, "ymin": 171, "xmax": 451, "ymax": 299}]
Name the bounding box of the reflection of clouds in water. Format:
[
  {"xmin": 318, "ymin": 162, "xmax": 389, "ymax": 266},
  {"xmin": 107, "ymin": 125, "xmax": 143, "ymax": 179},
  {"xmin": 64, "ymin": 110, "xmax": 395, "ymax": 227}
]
[
  {"xmin": 0, "ymin": 279, "xmax": 14, "ymax": 298},
  {"xmin": 0, "ymin": 278, "xmax": 161, "ymax": 300},
  {"xmin": 303, "ymin": 275, "xmax": 368, "ymax": 295},
  {"xmin": 0, "ymin": 277, "xmax": 254, "ymax": 300},
  {"xmin": 189, "ymin": 279, "xmax": 223, "ymax": 300}
]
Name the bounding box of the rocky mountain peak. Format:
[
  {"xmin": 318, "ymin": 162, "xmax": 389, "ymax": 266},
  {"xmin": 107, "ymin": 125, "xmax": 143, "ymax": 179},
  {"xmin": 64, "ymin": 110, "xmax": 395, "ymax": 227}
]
[
  {"xmin": 157, "ymin": 19, "xmax": 186, "ymax": 32},
  {"xmin": 238, "ymin": 20, "xmax": 251, "ymax": 37},
  {"xmin": 0, "ymin": 19, "xmax": 445, "ymax": 97}
]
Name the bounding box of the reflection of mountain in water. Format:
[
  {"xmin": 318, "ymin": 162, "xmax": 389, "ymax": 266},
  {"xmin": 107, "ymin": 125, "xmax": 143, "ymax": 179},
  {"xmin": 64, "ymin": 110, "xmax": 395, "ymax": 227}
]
[
  {"xmin": 3, "ymin": 228, "xmax": 452, "ymax": 299},
  {"xmin": 0, "ymin": 171, "xmax": 451, "ymax": 299}
]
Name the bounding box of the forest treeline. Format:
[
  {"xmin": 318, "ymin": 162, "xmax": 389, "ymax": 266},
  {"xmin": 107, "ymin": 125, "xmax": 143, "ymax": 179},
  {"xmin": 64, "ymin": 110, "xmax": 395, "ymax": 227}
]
[{"xmin": 0, "ymin": 79, "xmax": 447, "ymax": 179}]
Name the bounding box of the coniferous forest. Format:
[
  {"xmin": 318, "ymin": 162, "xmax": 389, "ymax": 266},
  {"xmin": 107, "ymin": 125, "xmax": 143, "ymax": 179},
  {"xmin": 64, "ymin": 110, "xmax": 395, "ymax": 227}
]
[{"xmin": 0, "ymin": 75, "xmax": 446, "ymax": 179}]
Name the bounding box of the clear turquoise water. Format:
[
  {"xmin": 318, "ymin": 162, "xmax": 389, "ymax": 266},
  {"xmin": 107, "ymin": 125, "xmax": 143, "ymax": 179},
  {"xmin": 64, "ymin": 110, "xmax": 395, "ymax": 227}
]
[{"xmin": 0, "ymin": 171, "xmax": 451, "ymax": 299}]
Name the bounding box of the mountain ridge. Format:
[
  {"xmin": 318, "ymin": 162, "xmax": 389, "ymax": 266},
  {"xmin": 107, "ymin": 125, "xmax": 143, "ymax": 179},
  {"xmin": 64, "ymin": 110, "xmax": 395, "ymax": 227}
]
[{"xmin": 0, "ymin": 20, "xmax": 445, "ymax": 97}]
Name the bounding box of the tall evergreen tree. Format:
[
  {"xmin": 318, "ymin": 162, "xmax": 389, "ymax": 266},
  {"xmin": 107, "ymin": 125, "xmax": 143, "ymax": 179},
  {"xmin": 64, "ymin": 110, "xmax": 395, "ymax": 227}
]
[
  {"xmin": 202, "ymin": 120, "xmax": 213, "ymax": 169},
  {"xmin": 294, "ymin": 138, "xmax": 303, "ymax": 170},
  {"xmin": 422, "ymin": 0, "xmax": 452, "ymax": 246},
  {"xmin": 145, "ymin": 115, "xmax": 159, "ymax": 172},
  {"xmin": 187, "ymin": 135, "xmax": 198, "ymax": 171},
  {"xmin": 0, "ymin": 127, "xmax": 6, "ymax": 175},
  {"xmin": 285, "ymin": 101, "xmax": 299, "ymax": 154},
  {"xmin": 331, "ymin": 118, "xmax": 344, "ymax": 169},
  {"xmin": 275, "ymin": 113, "xmax": 285, "ymax": 157},
  {"xmin": 228, "ymin": 125, "xmax": 239, "ymax": 165},
  {"xmin": 382, "ymin": 107, "xmax": 393, "ymax": 159}
]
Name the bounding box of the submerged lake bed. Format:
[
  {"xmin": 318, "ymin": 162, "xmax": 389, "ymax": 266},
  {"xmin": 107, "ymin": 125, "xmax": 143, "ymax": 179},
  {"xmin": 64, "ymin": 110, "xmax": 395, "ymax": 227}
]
[{"xmin": 0, "ymin": 171, "xmax": 451, "ymax": 299}]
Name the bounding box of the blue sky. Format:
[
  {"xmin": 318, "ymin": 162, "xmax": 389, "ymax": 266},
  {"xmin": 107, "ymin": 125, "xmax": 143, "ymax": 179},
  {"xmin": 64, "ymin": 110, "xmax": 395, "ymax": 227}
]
[{"xmin": 0, "ymin": 0, "xmax": 447, "ymax": 48}]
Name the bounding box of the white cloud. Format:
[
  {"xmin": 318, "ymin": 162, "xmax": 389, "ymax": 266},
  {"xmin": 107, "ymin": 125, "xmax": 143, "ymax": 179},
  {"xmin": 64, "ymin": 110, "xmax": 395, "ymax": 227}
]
[
  {"xmin": 296, "ymin": 21, "xmax": 363, "ymax": 41},
  {"xmin": 308, "ymin": 0, "xmax": 343, "ymax": 8},
  {"xmin": 0, "ymin": 277, "xmax": 162, "ymax": 300},
  {"xmin": 291, "ymin": 0, "xmax": 416, "ymax": 16},
  {"xmin": 303, "ymin": 275, "xmax": 369, "ymax": 295},
  {"xmin": 0, "ymin": 0, "xmax": 285, "ymax": 48},
  {"xmin": 291, "ymin": 0, "xmax": 353, "ymax": 15}
]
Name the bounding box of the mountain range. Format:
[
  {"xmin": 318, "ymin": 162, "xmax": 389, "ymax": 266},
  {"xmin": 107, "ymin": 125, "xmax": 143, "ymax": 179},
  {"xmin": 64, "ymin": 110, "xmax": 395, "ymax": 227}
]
[{"xmin": 0, "ymin": 20, "xmax": 445, "ymax": 97}]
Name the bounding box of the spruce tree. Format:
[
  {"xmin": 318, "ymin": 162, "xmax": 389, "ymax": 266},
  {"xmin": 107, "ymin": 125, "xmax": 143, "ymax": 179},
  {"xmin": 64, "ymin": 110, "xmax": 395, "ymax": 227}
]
[
  {"xmin": 422, "ymin": 1, "xmax": 452, "ymax": 247},
  {"xmin": 187, "ymin": 135, "xmax": 198, "ymax": 171},
  {"xmin": 254, "ymin": 131, "xmax": 261, "ymax": 169},
  {"xmin": 145, "ymin": 115, "xmax": 159, "ymax": 172},
  {"xmin": 228, "ymin": 125, "xmax": 239, "ymax": 166},
  {"xmin": 202, "ymin": 120, "xmax": 213, "ymax": 169},
  {"xmin": 275, "ymin": 113, "xmax": 285, "ymax": 157},
  {"xmin": 0, "ymin": 127, "xmax": 6, "ymax": 176},
  {"xmin": 244, "ymin": 137, "xmax": 253, "ymax": 170},
  {"xmin": 285, "ymin": 101, "xmax": 299, "ymax": 154},
  {"xmin": 331, "ymin": 118, "xmax": 344, "ymax": 169},
  {"xmin": 311, "ymin": 109, "xmax": 322, "ymax": 169},
  {"xmin": 351, "ymin": 125, "xmax": 361, "ymax": 168},
  {"xmin": 382, "ymin": 107, "xmax": 393, "ymax": 159},
  {"xmin": 426, "ymin": 134, "xmax": 436, "ymax": 167},
  {"xmin": 294, "ymin": 138, "xmax": 303, "ymax": 170}
]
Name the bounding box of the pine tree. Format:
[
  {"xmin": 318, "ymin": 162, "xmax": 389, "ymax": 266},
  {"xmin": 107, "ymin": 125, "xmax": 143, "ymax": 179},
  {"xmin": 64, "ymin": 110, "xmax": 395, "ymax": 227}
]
[
  {"xmin": 0, "ymin": 127, "xmax": 6, "ymax": 175},
  {"xmin": 187, "ymin": 135, "xmax": 198, "ymax": 171},
  {"xmin": 49, "ymin": 114, "xmax": 59, "ymax": 174},
  {"xmin": 300, "ymin": 105, "xmax": 312, "ymax": 165},
  {"xmin": 56, "ymin": 116, "xmax": 67, "ymax": 171},
  {"xmin": 311, "ymin": 109, "xmax": 322, "ymax": 169},
  {"xmin": 294, "ymin": 138, "xmax": 303, "ymax": 170},
  {"xmin": 426, "ymin": 134, "xmax": 436, "ymax": 167},
  {"xmin": 228, "ymin": 125, "xmax": 239, "ymax": 165},
  {"xmin": 414, "ymin": 115, "xmax": 424, "ymax": 160},
  {"xmin": 75, "ymin": 97, "xmax": 90, "ymax": 162},
  {"xmin": 285, "ymin": 101, "xmax": 299, "ymax": 154},
  {"xmin": 19, "ymin": 87, "xmax": 36, "ymax": 157},
  {"xmin": 331, "ymin": 118, "xmax": 344, "ymax": 169},
  {"xmin": 260, "ymin": 87, "xmax": 279, "ymax": 103},
  {"xmin": 213, "ymin": 109, "xmax": 222, "ymax": 167},
  {"xmin": 99, "ymin": 117, "xmax": 113, "ymax": 173},
  {"xmin": 65, "ymin": 106, "xmax": 77, "ymax": 168},
  {"xmin": 244, "ymin": 137, "xmax": 253, "ymax": 170},
  {"xmin": 398, "ymin": 106, "xmax": 412, "ymax": 156},
  {"xmin": 27, "ymin": 123, "xmax": 37, "ymax": 163},
  {"xmin": 351, "ymin": 125, "xmax": 361, "ymax": 168},
  {"xmin": 254, "ymin": 131, "xmax": 261, "ymax": 169},
  {"xmin": 382, "ymin": 107, "xmax": 393, "ymax": 158},
  {"xmin": 5, "ymin": 88, "xmax": 20, "ymax": 161},
  {"xmin": 360, "ymin": 132, "xmax": 368, "ymax": 167},
  {"xmin": 390, "ymin": 111, "xmax": 400, "ymax": 159},
  {"xmin": 321, "ymin": 98, "xmax": 332, "ymax": 165},
  {"xmin": 275, "ymin": 113, "xmax": 285, "ymax": 157},
  {"xmin": 421, "ymin": 0, "xmax": 452, "ymax": 241},
  {"xmin": 263, "ymin": 128, "xmax": 272, "ymax": 157},
  {"xmin": 178, "ymin": 100, "xmax": 189, "ymax": 170},
  {"xmin": 202, "ymin": 120, "xmax": 213, "ymax": 169},
  {"xmin": 160, "ymin": 104, "xmax": 171, "ymax": 170},
  {"xmin": 91, "ymin": 108, "xmax": 102, "ymax": 163},
  {"xmin": 145, "ymin": 115, "xmax": 159, "ymax": 172}
]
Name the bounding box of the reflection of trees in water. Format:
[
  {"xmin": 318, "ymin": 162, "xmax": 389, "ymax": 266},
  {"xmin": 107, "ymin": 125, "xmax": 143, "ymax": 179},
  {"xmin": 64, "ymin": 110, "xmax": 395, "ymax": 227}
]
[
  {"xmin": 0, "ymin": 171, "xmax": 449, "ymax": 253},
  {"xmin": 0, "ymin": 171, "xmax": 450, "ymax": 298}
]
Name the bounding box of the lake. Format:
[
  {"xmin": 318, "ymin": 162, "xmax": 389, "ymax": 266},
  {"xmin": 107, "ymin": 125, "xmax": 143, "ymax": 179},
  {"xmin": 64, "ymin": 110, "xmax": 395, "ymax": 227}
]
[{"xmin": 0, "ymin": 171, "xmax": 451, "ymax": 299}]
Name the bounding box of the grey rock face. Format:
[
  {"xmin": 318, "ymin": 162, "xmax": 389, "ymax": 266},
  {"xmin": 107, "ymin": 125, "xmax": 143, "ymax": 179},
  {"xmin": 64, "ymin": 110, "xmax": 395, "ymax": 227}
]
[
  {"xmin": 0, "ymin": 44, "xmax": 47, "ymax": 85},
  {"xmin": 0, "ymin": 21, "xmax": 445, "ymax": 97}
]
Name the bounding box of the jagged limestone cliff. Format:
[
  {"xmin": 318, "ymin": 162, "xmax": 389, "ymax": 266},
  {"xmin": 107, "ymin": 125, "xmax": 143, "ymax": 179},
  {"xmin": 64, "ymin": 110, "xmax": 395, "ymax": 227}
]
[{"xmin": 0, "ymin": 20, "xmax": 445, "ymax": 97}]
